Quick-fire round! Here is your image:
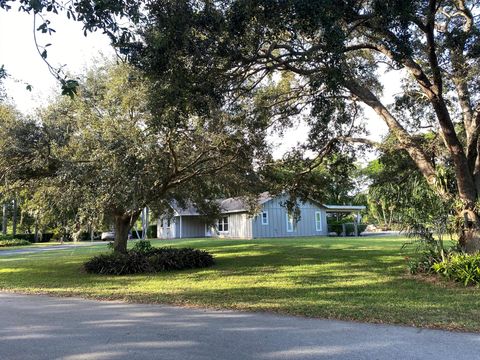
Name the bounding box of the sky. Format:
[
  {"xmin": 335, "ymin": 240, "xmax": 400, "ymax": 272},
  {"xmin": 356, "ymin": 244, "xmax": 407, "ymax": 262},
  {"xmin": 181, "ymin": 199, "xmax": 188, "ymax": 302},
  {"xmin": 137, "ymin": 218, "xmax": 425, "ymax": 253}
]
[
  {"xmin": 0, "ymin": 9, "xmax": 114, "ymax": 113},
  {"xmin": 0, "ymin": 8, "xmax": 393, "ymax": 159}
]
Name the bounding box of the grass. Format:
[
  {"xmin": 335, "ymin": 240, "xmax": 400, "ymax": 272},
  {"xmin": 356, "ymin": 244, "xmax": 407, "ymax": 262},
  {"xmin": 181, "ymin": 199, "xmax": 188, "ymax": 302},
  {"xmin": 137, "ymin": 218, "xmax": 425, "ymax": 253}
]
[
  {"xmin": 0, "ymin": 241, "xmax": 69, "ymax": 251},
  {"xmin": 0, "ymin": 236, "xmax": 479, "ymax": 332}
]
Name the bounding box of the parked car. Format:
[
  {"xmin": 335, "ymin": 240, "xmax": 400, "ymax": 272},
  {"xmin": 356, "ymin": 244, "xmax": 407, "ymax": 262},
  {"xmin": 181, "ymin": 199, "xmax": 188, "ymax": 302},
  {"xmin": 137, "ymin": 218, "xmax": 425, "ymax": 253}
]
[{"xmin": 101, "ymin": 231, "xmax": 115, "ymax": 241}]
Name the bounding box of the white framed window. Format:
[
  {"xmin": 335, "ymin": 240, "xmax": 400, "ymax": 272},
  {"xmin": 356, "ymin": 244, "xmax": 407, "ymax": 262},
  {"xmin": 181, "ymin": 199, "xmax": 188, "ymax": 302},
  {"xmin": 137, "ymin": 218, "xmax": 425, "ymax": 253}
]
[
  {"xmin": 261, "ymin": 211, "xmax": 269, "ymax": 225},
  {"xmin": 315, "ymin": 211, "xmax": 322, "ymax": 231},
  {"xmin": 286, "ymin": 213, "xmax": 294, "ymax": 232},
  {"xmin": 217, "ymin": 216, "xmax": 229, "ymax": 233}
]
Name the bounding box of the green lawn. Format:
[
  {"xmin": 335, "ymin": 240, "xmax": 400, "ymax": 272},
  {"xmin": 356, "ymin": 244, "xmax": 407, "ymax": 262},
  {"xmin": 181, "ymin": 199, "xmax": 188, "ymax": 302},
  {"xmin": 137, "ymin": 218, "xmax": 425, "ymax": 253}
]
[
  {"xmin": 0, "ymin": 236, "xmax": 479, "ymax": 331},
  {"xmin": 0, "ymin": 241, "xmax": 65, "ymax": 251}
]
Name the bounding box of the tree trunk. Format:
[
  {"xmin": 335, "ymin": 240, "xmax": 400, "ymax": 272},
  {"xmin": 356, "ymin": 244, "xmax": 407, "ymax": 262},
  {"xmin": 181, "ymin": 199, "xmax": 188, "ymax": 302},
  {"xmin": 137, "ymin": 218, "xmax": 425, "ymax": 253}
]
[
  {"xmin": 2, "ymin": 203, "xmax": 6, "ymax": 235},
  {"xmin": 113, "ymin": 215, "xmax": 131, "ymax": 254},
  {"xmin": 12, "ymin": 198, "xmax": 17, "ymax": 237},
  {"xmin": 112, "ymin": 211, "xmax": 141, "ymax": 254}
]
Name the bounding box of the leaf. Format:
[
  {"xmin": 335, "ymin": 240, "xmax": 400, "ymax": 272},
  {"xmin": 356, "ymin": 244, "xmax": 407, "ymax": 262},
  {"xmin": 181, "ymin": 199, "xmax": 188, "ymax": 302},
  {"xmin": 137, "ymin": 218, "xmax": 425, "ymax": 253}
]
[
  {"xmin": 26, "ymin": 84, "xmax": 33, "ymax": 91},
  {"xmin": 41, "ymin": 50, "xmax": 47, "ymax": 59},
  {"xmin": 61, "ymin": 79, "xmax": 79, "ymax": 99}
]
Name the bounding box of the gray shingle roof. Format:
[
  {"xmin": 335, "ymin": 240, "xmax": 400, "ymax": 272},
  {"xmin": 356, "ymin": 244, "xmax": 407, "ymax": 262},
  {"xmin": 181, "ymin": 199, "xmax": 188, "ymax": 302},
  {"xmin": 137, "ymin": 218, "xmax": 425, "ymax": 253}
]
[{"xmin": 172, "ymin": 192, "xmax": 272, "ymax": 216}]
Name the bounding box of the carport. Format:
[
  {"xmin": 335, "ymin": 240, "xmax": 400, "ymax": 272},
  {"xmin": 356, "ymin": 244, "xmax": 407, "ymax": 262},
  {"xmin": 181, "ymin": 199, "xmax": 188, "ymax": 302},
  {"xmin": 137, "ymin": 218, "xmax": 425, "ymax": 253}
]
[{"xmin": 324, "ymin": 204, "xmax": 366, "ymax": 236}]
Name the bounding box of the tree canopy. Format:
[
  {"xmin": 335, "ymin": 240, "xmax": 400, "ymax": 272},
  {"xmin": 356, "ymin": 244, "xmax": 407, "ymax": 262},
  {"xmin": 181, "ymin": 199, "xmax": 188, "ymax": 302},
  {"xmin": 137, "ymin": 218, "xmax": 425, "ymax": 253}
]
[
  {"xmin": 0, "ymin": 62, "xmax": 267, "ymax": 252},
  {"xmin": 3, "ymin": 0, "xmax": 480, "ymax": 251},
  {"xmin": 122, "ymin": 0, "xmax": 480, "ymax": 250}
]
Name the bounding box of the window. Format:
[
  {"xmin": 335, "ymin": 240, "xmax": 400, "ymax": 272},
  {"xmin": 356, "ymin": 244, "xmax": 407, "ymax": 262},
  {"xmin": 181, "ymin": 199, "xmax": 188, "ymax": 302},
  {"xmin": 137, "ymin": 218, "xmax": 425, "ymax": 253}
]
[
  {"xmin": 286, "ymin": 214, "xmax": 294, "ymax": 232},
  {"xmin": 261, "ymin": 211, "xmax": 268, "ymax": 225},
  {"xmin": 217, "ymin": 216, "xmax": 229, "ymax": 233},
  {"xmin": 315, "ymin": 211, "xmax": 322, "ymax": 231}
]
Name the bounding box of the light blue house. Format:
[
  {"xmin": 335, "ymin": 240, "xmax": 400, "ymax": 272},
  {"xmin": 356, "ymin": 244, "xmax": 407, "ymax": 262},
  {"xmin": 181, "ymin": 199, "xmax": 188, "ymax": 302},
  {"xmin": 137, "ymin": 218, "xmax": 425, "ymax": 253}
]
[{"xmin": 157, "ymin": 192, "xmax": 364, "ymax": 239}]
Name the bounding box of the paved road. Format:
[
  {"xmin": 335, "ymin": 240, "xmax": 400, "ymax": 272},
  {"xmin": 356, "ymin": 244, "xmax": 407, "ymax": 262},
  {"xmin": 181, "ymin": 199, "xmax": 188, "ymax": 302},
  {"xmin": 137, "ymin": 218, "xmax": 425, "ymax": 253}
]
[
  {"xmin": 0, "ymin": 242, "xmax": 107, "ymax": 256},
  {"xmin": 0, "ymin": 293, "xmax": 479, "ymax": 360}
]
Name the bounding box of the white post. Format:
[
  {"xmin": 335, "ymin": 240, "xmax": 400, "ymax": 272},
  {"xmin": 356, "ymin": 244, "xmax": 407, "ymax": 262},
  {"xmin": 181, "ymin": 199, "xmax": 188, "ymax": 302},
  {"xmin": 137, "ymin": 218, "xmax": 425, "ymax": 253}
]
[
  {"xmin": 141, "ymin": 208, "xmax": 146, "ymax": 240},
  {"xmin": 179, "ymin": 215, "xmax": 182, "ymax": 239},
  {"xmin": 145, "ymin": 207, "xmax": 149, "ymax": 238}
]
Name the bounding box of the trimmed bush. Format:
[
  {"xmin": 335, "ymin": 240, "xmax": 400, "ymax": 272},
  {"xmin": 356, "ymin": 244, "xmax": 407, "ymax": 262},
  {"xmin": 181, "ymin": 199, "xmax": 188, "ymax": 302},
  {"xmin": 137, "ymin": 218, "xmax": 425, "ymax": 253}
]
[
  {"xmin": 432, "ymin": 254, "xmax": 480, "ymax": 286},
  {"xmin": 0, "ymin": 239, "xmax": 32, "ymax": 247},
  {"xmin": 15, "ymin": 234, "xmax": 35, "ymax": 242},
  {"xmin": 327, "ymin": 223, "xmax": 367, "ymax": 236},
  {"xmin": 78, "ymin": 232, "xmax": 102, "ymax": 241},
  {"xmin": 84, "ymin": 243, "xmax": 215, "ymax": 275}
]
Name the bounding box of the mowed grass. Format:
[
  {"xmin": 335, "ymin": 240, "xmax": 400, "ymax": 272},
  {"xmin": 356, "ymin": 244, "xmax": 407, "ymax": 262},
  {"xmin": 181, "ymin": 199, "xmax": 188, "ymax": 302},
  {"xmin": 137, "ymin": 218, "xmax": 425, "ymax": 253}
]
[
  {"xmin": 0, "ymin": 236, "xmax": 479, "ymax": 332},
  {"xmin": 0, "ymin": 241, "xmax": 65, "ymax": 251}
]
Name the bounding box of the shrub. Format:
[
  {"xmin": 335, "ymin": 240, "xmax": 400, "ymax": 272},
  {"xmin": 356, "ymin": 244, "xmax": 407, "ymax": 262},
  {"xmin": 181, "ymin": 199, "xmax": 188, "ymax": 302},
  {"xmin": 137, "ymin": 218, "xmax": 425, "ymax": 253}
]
[
  {"xmin": 327, "ymin": 222, "xmax": 367, "ymax": 236},
  {"xmin": 406, "ymin": 252, "xmax": 439, "ymax": 275},
  {"xmin": 78, "ymin": 231, "xmax": 102, "ymax": 241},
  {"xmin": 132, "ymin": 240, "xmax": 153, "ymax": 254},
  {"xmin": 15, "ymin": 233, "xmax": 35, "ymax": 242},
  {"xmin": 39, "ymin": 233, "xmax": 54, "ymax": 242},
  {"xmin": 84, "ymin": 242, "xmax": 215, "ymax": 275},
  {"xmin": 0, "ymin": 239, "xmax": 32, "ymax": 247},
  {"xmin": 403, "ymin": 230, "xmax": 454, "ymax": 275},
  {"xmin": 147, "ymin": 224, "xmax": 157, "ymax": 239},
  {"xmin": 432, "ymin": 254, "xmax": 480, "ymax": 286},
  {"xmin": 84, "ymin": 252, "xmax": 151, "ymax": 275}
]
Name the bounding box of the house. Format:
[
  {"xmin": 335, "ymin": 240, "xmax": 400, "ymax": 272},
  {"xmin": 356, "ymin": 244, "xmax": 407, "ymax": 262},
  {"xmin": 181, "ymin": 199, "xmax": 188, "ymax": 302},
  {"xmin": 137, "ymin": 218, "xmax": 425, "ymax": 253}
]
[{"xmin": 157, "ymin": 192, "xmax": 365, "ymax": 239}]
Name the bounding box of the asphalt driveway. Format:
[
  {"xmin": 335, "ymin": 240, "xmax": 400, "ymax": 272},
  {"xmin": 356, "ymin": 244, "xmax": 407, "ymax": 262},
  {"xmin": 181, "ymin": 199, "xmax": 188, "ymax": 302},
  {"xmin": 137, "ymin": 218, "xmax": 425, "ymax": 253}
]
[{"xmin": 0, "ymin": 293, "xmax": 479, "ymax": 360}]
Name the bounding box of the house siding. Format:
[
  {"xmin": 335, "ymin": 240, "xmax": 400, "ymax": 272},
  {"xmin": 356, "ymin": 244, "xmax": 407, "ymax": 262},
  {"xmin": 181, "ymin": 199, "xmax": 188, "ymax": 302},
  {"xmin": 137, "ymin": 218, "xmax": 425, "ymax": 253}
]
[
  {"xmin": 157, "ymin": 218, "xmax": 176, "ymax": 239},
  {"xmin": 252, "ymin": 196, "xmax": 328, "ymax": 238},
  {"xmin": 211, "ymin": 212, "xmax": 253, "ymax": 239}
]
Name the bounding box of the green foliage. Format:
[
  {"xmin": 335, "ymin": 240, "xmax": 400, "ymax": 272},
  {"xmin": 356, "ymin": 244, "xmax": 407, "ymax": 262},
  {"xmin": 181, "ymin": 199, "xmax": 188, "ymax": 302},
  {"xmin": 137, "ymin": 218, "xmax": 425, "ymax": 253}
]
[
  {"xmin": 362, "ymin": 134, "xmax": 457, "ymax": 254},
  {"xmin": 0, "ymin": 239, "xmax": 31, "ymax": 247},
  {"xmin": 327, "ymin": 222, "xmax": 367, "ymax": 236},
  {"xmin": 261, "ymin": 151, "xmax": 360, "ymax": 217},
  {"xmin": 0, "ymin": 233, "xmax": 36, "ymax": 242},
  {"xmin": 13, "ymin": 233, "xmax": 35, "ymax": 242},
  {"xmin": 147, "ymin": 225, "xmax": 157, "ymax": 239},
  {"xmin": 84, "ymin": 246, "xmax": 215, "ymax": 275},
  {"xmin": 432, "ymin": 254, "xmax": 480, "ymax": 286},
  {"xmin": 0, "ymin": 61, "xmax": 266, "ymax": 253},
  {"xmin": 131, "ymin": 240, "xmax": 153, "ymax": 254},
  {"xmin": 406, "ymin": 252, "xmax": 440, "ymax": 275}
]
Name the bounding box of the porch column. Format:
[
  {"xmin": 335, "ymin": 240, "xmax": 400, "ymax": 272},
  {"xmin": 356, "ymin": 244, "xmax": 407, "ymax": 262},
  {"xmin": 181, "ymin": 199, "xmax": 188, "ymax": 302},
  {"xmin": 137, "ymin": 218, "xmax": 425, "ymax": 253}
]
[{"xmin": 179, "ymin": 215, "xmax": 182, "ymax": 239}]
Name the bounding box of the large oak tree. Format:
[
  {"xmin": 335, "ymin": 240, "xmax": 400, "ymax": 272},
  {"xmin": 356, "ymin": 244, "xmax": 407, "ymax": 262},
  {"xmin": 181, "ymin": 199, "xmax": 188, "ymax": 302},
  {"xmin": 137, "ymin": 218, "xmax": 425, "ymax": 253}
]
[
  {"xmin": 0, "ymin": 62, "xmax": 267, "ymax": 253},
  {"xmin": 127, "ymin": 0, "xmax": 480, "ymax": 251},
  {"xmin": 4, "ymin": 1, "xmax": 480, "ymax": 250}
]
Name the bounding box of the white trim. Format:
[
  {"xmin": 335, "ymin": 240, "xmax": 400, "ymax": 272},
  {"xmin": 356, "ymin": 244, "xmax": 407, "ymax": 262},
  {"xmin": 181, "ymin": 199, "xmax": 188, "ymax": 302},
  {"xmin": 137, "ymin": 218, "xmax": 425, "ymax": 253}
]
[
  {"xmin": 286, "ymin": 213, "xmax": 294, "ymax": 232},
  {"xmin": 315, "ymin": 211, "xmax": 322, "ymax": 232},
  {"xmin": 217, "ymin": 216, "xmax": 229, "ymax": 233},
  {"xmin": 261, "ymin": 211, "xmax": 269, "ymax": 225}
]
